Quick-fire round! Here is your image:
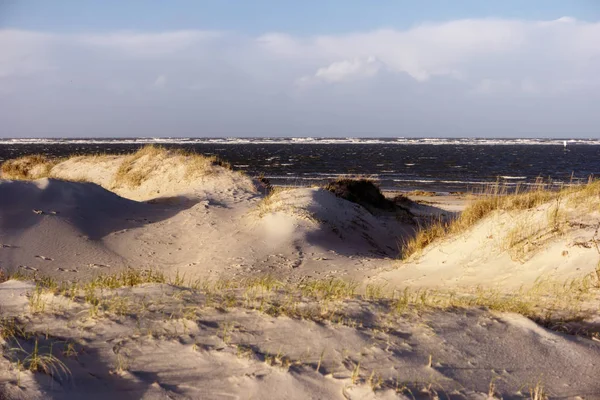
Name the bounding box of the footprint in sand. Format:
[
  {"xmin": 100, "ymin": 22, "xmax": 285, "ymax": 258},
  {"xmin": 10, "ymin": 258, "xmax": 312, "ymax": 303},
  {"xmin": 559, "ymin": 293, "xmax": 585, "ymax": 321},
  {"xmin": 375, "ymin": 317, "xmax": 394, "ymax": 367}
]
[
  {"xmin": 35, "ymin": 255, "xmax": 54, "ymax": 261},
  {"xmin": 19, "ymin": 265, "xmax": 38, "ymax": 271},
  {"xmin": 88, "ymin": 263, "xmax": 110, "ymax": 269},
  {"xmin": 57, "ymin": 267, "xmax": 78, "ymax": 272}
]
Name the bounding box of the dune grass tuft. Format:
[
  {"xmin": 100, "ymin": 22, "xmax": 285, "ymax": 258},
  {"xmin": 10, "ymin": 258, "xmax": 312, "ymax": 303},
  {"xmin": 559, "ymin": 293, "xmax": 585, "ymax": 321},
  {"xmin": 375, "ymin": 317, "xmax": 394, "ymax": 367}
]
[
  {"xmin": 0, "ymin": 155, "xmax": 59, "ymax": 180},
  {"xmin": 0, "ymin": 320, "xmax": 71, "ymax": 380}
]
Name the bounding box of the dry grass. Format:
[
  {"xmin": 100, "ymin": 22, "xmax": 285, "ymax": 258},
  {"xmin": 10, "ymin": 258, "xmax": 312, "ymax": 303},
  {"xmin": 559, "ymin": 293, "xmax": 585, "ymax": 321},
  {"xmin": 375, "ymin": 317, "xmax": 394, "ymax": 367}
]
[
  {"xmin": 255, "ymin": 186, "xmax": 294, "ymax": 216},
  {"xmin": 0, "ymin": 319, "xmax": 71, "ymax": 380},
  {"xmin": 0, "ymin": 145, "xmax": 233, "ymax": 189},
  {"xmin": 112, "ymin": 145, "xmax": 231, "ymax": 188},
  {"xmin": 1, "ymin": 269, "xmax": 597, "ymax": 398},
  {"xmin": 7, "ymin": 266, "xmax": 598, "ymax": 340},
  {"xmin": 401, "ymin": 218, "xmax": 447, "ymax": 259},
  {"xmin": 0, "ymin": 155, "xmax": 59, "ymax": 180},
  {"xmin": 3, "ymin": 272, "xmax": 592, "ymax": 397},
  {"xmin": 402, "ymin": 179, "xmax": 599, "ymax": 259},
  {"xmin": 567, "ymin": 178, "xmax": 600, "ymax": 210}
]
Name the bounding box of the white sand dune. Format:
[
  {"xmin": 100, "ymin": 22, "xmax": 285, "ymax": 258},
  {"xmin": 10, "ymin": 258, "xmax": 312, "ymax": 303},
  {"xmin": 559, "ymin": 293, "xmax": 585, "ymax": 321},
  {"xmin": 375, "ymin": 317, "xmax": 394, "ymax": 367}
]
[
  {"xmin": 49, "ymin": 149, "xmax": 257, "ymax": 202},
  {"xmin": 0, "ymin": 178, "xmax": 202, "ymax": 279},
  {"xmin": 0, "ymin": 178, "xmax": 411, "ymax": 283},
  {"xmin": 1, "ymin": 150, "xmax": 600, "ymax": 399},
  {"xmin": 375, "ymin": 196, "xmax": 600, "ymax": 290}
]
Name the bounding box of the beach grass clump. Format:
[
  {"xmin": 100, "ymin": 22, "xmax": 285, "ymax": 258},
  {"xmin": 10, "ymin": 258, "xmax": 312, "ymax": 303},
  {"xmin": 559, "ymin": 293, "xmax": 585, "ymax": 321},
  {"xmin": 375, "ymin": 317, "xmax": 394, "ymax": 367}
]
[
  {"xmin": 253, "ymin": 187, "xmax": 320, "ymax": 222},
  {"xmin": 255, "ymin": 186, "xmax": 288, "ymax": 216},
  {"xmin": 401, "ymin": 219, "xmax": 448, "ymax": 259},
  {"xmin": 113, "ymin": 145, "xmax": 167, "ymax": 188},
  {"xmin": 8, "ymin": 337, "xmax": 71, "ymax": 378},
  {"xmin": 0, "ymin": 155, "xmax": 59, "ymax": 180},
  {"xmin": 88, "ymin": 268, "xmax": 167, "ymax": 289},
  {"xmin": 0, "ymin": 319, "xmax": 71, "ymax": 379},
  {"xmin": 298, "ymin": 278, "xmax": 359, "ymax": 301},
  {"xmin": 567, "ymin": 178, "xmax": 600, "ymax": 210}
]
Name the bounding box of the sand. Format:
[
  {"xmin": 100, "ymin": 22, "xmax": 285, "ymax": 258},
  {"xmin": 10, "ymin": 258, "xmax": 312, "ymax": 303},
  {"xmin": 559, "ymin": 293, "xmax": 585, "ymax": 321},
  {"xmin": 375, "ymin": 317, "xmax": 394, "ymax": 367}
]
[{"xmin": 1, "ymin": 150, "xmax": 599, "ymax": 399}]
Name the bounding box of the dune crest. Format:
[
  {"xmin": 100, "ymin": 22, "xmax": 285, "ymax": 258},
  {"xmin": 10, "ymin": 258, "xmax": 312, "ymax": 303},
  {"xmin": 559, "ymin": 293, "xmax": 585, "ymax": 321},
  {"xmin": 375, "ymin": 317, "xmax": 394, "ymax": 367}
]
[{"xmin": 1, "ymin": 145, "xmax": 257, "ymax": 202}]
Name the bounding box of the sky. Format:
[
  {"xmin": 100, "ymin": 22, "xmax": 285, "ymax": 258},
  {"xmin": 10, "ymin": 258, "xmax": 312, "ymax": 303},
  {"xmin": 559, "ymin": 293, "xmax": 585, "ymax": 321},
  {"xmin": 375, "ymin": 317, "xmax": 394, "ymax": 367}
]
[{"xmin": 1, "ymin": 1, "xmax": 600, "ymax": 138}]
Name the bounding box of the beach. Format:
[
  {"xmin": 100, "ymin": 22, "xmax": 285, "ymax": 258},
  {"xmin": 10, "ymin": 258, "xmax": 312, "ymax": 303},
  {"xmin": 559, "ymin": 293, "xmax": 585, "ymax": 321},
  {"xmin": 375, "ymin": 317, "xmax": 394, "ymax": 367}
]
[{"xmin": 0, "ymin": 146, "xmax": 599, "ymax": 399}]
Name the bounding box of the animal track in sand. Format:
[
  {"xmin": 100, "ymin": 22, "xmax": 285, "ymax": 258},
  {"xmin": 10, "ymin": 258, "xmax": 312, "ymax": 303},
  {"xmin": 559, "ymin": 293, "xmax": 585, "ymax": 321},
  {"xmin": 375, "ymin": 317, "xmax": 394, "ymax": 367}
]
[{"xmin": 35, "ymin": 255, "xmax": 53, "ymax": 261}]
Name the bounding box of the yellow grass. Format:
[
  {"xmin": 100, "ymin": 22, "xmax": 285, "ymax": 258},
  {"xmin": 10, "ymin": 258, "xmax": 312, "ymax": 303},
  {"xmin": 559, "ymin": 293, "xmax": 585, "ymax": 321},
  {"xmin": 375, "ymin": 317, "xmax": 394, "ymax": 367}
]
[
  {"xmin": 8, "ymin": 267, "xmax": 598, "ymax": 332},
  {"xmin": 112, "ymin": 145, "xmax": 231, "ymax": 188},
  {"xmin": 0, "ymin": 155, "xmax": 59, "ymax": 180},
  {"xmin": 0, "ymin": 145, "xmax": 234, "ymax": 188}
]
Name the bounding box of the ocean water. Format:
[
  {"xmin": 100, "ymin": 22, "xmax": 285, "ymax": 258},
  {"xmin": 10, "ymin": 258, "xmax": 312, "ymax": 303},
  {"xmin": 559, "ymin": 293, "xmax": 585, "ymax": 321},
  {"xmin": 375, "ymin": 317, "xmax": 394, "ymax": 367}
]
[{"xmin": 1, "ymin": 138, "xmax": 599, "ymax": 193}]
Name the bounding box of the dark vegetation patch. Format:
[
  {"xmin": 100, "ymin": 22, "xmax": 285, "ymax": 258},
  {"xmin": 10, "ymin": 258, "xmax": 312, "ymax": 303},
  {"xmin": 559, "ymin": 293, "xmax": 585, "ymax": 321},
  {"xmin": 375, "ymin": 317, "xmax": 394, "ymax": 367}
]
[{"xmin": 325, "ymin": 178, "xmax": 414, "ymax": 222}]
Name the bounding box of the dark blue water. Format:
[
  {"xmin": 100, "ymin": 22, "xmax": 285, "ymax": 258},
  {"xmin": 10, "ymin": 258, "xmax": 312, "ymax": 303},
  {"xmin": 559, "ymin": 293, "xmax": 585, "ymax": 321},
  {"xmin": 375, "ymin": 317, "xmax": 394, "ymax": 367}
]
[{"xmin": 1, "ymin": 138, "xmax": 598, "ymax": 192}]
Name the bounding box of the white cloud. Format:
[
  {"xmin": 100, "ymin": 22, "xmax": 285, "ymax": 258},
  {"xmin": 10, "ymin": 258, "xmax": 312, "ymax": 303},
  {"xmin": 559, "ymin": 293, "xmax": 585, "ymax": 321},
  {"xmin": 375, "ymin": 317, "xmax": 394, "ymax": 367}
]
[
  {"xmin": 0, "ymin": 30, "xmax": 56, "ymax": 78},
  {"xmin": 153, "ymin": 74, "xmax": 167, "ymax": 88},
  {"xmin": 1, "ymin": 18, "xmax": 600, "ymax": 137},
  {"xmin": 303, "ymin": 56, "xmax": 382, "ymax": 84},
  {"xmin": 78, "ymin": 30, "xmax": 221, "ymax": 57}
]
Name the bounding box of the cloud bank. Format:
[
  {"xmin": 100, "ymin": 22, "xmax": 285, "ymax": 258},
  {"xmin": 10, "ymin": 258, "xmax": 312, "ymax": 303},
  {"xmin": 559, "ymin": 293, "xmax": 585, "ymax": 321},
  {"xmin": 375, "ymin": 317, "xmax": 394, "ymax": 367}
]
[{"xmin": 1, "ymin": 17, "xmax": 599, "ymax": 137}]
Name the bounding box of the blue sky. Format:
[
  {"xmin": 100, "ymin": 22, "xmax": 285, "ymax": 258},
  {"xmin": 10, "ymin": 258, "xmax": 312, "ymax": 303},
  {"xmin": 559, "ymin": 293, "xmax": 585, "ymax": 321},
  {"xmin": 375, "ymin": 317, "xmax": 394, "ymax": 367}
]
[
  {"xmin": 1, "ymin": 1, "xmax": 600, "ymax": 137},
  {"xmin": 3, "ymin": 0, "xmax": 600, "ymax": 34}
]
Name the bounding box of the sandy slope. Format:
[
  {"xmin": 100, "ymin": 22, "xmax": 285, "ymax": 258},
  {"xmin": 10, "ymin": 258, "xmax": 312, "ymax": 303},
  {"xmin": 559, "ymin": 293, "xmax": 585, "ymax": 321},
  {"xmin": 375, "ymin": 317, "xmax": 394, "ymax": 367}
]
[
  {"xmin": 0, "ymin": 178, "xmax": 410, "ymax": 283},
  {"xmin": 373, "ymin": 198, "xmax": 600, "ymax": 290},
  {"xmin": 1, "ymin": 152, "xmax": 600, "ymax": 399}
]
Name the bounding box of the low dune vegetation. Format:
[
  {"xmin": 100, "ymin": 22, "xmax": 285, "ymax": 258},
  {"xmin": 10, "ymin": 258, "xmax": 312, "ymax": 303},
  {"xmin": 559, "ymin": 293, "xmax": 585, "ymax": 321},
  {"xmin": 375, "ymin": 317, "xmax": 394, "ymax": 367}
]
[
  {"xmin": 325, "ymin": 178, "xmax": 412, "ymax": 212},
  {"xmin": 0, "ymin": 145, "xmax": 255, "ymax": 202},
  {"xmin": 0, "ymin": 155, "xmax": 59, "ymax": 180},
  {"xmin": 0, "ymin": 145, "xmax": 233, "ymax": 187},
  {"xmin": 402, "ymin": 178, "xmax": 600, "ymax": 259},
  {"xmin": 0, "ymin": 267, "xmax": 598, "ymax": 398},
  {"xmin": 3, "ymin": 268, "xmax": 598, "ymax": 332},
  {"xmin": 112, "ymin": 145, "xmax": 232, "ymax": 189},
  {"xmin": 325, "ymin": 178, "xmax": 415, "ymax": 225}
]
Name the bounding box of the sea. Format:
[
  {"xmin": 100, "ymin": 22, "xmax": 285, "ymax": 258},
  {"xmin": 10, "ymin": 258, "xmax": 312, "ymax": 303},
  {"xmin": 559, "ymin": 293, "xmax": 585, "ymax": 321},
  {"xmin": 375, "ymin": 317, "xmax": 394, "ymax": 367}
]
[{"xmin": 1, "ymin": 137, "xmax": 599, "ymax": 193}]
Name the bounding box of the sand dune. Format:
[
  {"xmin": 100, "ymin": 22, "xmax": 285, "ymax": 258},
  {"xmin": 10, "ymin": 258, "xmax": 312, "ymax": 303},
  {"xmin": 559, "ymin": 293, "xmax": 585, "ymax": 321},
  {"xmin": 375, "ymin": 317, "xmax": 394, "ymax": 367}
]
[
  {"xmin": 0, "ymin": 178, "xmax": 199, "ymax": 279},
  {"xmin": 2, "ymin": 146, "xmax": 258, "ymax": 202},
  {"xmin": 374, "ymin": 189, "xmax": 600, "ymax": 290},
  {"xmin": 1, "ymin": 149, "xmax": 599, "ymax": 399}
]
